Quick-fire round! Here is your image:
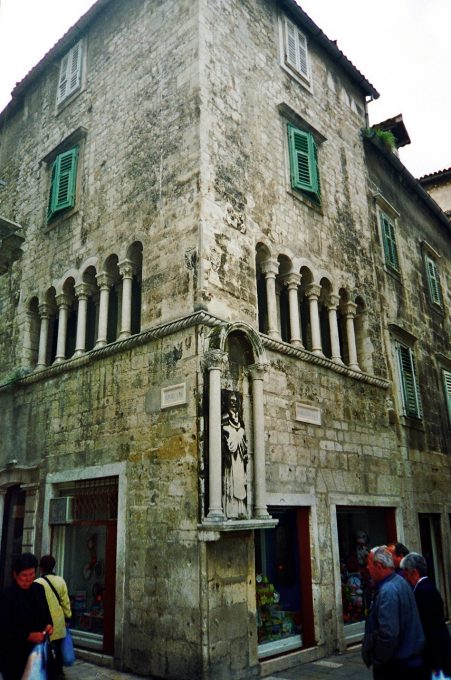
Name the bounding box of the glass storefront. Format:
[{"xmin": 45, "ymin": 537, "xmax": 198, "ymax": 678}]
[
  {"xmin": 337, "ymin": 506, "xmax": 396, "ymax": 634},
  {"xmin": 51, "ymin": 478, "xmax": 117, "ymax": 654},
  {"xmin": 255, "ymin": 507, "xmax": 314, "ymax": 659}
]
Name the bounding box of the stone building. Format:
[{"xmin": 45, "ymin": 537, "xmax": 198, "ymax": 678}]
[
  {"xmin": 420, "ymin": 167, "xmax": 451, "ymax": 216},
  {"xmin": 0, "ymin": 1, "xmax": 449, "ymax": 679}
]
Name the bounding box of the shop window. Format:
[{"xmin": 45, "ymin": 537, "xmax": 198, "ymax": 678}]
[
  {"xmin": 255, "ymin": 507, "xmax": 314, "ymax": 659},
  {"xmin": 50, "ymin": 478, "xmax": 118, "ymax": 655},
  {"xmin": 337, "ymin": 506, "xmax": 396, "ymax": 634}
]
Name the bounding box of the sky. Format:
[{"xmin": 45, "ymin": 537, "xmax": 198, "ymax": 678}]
[{"xmin": 0, "ymin": 0, "xmax": 450, "ymax": 178}]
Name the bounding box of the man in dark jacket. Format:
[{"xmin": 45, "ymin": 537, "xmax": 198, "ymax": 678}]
[
  {"xmin": 0, "ymin": 552, "xmax": 53, "ymax": 680},
  {"xmin": 401, "ymin": 552, "xmax": 451, "ymax": 678},
  {"xmin": 362, "ymin": 546, "xmax": 427, "ymax": 680}
]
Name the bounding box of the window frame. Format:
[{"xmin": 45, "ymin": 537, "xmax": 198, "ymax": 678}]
[
  {"xmin": 379, "ymin": 210, "xmax": 400, "ymax": 273},
  {"xmin": 424, "ymin": 253, "xmax": 443, "ymax": 307},
  {"xmin": 47, "ymin": 147, "xmax": 79, "ymax": 222},
  {"xmin": 56, "ymin": 40, "xmax": 83, "ymax": 106},
  {"xmin": 443, "ymin": 369, "xmax": 451, "ymax": 426},
  {"xmin": 283, "ymin": 16, "xmax": 310, "ymax": 84},
  {"xmin": 395, "ymin": 342, "xmax": 422, "ymax": 420},
  {"xmin": 287, "ymin": 124, "xmax": 320, "ymax": 203}
]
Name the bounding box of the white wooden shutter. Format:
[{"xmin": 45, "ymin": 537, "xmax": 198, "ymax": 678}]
[
  {"xmin": 56, "ymin": 41, "xmax": 83, "ymax": 104},
  {"xmin": 284, "ymin": 17, "xmax": 309, "ymax": 81}
]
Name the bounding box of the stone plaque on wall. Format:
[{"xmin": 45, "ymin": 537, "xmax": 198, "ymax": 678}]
[
  {"xmin": 295, "ymin": 402, "xmax": 321, "ymax": 425},
  {"xmin": 161, "ymin": 383, "xmax": 187, "ymax": 409}
]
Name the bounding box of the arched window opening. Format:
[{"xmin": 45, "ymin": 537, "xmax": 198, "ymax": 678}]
[
  {"xmin": 27, "ymin": 297, "xmax": 40, "ymax": 368},
  {"xmin": 46, "ymin": 288, "xmax": 58, "ymax": 365},
  {"xmin": 299, "ymin": 267, "xmax": 313, "ymax": 351},
  {"xmin": 128, "ymin": 241, "xmax": 143, "ymax": 335},
  {"xmin": 355, "ymin": 296, "xmax": 371, "ymax": 373},
  {"xmin": 255, "ymin": 244, "xmax": 272, "ymax": 334},
  {"xmin": 338, "ymin": 289, "xmax": 349, "ymax": 366},
  {"xmin": 62, "ymin": 278, "xmax": 77, "ymax": 360},
  {"xmin": 319, "ymin": 280, "xmax": 332, "ymax": 359}
]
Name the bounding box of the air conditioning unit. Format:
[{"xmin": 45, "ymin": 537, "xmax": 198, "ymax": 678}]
[{"xmin": 49, "ymin": 497, "xmax": 74, "ymax": 524}]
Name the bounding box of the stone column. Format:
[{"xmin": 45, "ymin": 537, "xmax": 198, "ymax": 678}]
[
  {"xmin": 327, "ymin": 294, "xmax": 343, "ymax": 364},
  {"xmin": 95, "ymin": 272, "xmax": 112, "ymax": 348},
  {"xmin": 283, "ymin": 273, "xmax": 303, "ymax": 347},
  {"xmin": 248, "ymin": 363, "xmax": 269, "ymax": 518},
  {"xmin": 74, "ymin": 283, "xmax": 90, "ymax": 357},
  {"xmin": 203, "ymin": 350, "xmax": 228, "ymax": 521},
  {"xmin": 305, "ymin": 283, "xmax": 323, "ymax": 356},
  {"xmin": 118, "ymin": 259, "xmax": 134, "ymax": 340},
  {"xmin": 343, "ymin": 301, "xmax": 360, "ymax": 371},
  {"xmin": 260, "ymin": 258, "xmax": 280, "ymax": 339},
  {"xmin": 54, "ymin": 294, "xmax": 71, "ymax": 363},
  {"xmin": 37, "ymin": 303, "xmax": 51, "ymax": 369}
]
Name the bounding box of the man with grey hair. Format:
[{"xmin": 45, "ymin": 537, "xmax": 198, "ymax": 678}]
[
  {"xmin": 362, "ymin": 546, "xmax": 427, "ymax": 679},
  {"xmin": 401, "ymin": 552, "xmax": 451, "ymax": 677}
]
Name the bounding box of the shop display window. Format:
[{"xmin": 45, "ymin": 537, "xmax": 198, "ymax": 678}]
[
  {"xmin": 337, "ymin": 506, "xmax": 396, "ymax": 627},
  {"xmin": 255, "ymin": 508, "xmax": 305, "ymax": 658}
]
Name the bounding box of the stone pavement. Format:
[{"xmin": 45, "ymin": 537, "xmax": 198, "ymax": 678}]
[{"xmin": 63, "ymin": 645, "xmax": 371, "ymax": 679}]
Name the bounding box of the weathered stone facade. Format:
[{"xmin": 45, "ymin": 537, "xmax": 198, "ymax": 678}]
[{"xmin": 0, "ymin": 1, "xmax": 449, "ymax": 679}]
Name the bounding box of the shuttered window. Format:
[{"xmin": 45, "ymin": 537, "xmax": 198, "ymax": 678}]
[
  {"xmin": 425, "ymin": 255, "xmax": 443, "ymax": 306},
  {"xmin": 284, "ymin": 17, "xmax": 310, "ymax": 82},
  {"xmin": 443, "ymin": 370, "xmax": 451, "ymax": 425},
  {"xmin": 396, "ymin": 343, "xmax": 422, "ymax": 419},
  {"xmin": 47, "ymin": 147, "xmax": 78, "ymax": 221},
  {"xmin": 288, "ymin": 125, "xmax": 320, "ymax": 202},
  {"xmin": 56, "ymin": 41, "xmax": 83, "ymax": 105},
  {"xmin": 380, "ymin": 212, "xmax": 400, "ymax": 272}
]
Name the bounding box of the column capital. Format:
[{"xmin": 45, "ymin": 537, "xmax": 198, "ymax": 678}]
[
  {"xmin": 118, "ymin": 258, "xmax": 135, "ymax": 279},
  {"xmin": 38, "ymin": 302, "xmax": 54, "ymax": 318},
  {"xmin": 55, "ymin": 293, "xmax": 71, "ymax": 309},
  {"xmin": 342, "ymin": 301, "xmax": 357, "ymax": 318},
  {"xmin": 246, "ymin": 363, "xmax": 268, "ymax": 381},
  {"xmin": 260, "ymin": 258, "xmax": 279, "ymax": 277},
  {"xmin": 75, "ymin": 282, "xmax": 92, "ymax": 299},
  {"xmin": 305, "ymin": 282, "xmax": 321, "ymax": 300},
  {"xmin": 201, "ymin": 349, "xmax": 228, "ymax": 372},
  {"xmin": 96, "ymin": 271, "xmax": 113, "ymax": 289},
  {"xmin": 282, "ymin": 272, "xmax": 301, "ymax": 289},
  {"xmin": 327, "ymin": 294, "xmax": 340, "ymax": 310}
]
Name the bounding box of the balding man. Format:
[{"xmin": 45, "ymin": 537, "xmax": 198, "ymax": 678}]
[{"xmin": 362, "ymin": 545, "xmax": 427, "ymax": 680}]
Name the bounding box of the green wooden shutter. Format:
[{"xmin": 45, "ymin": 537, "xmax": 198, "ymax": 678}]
[
  {"xmin": 381, "ymin": 213, "xmax": 399, "ymax": 271},
  {"xmin": 288, "ymin": 125, "xmax": 319, "ymax": 199},
  {"xmin": 425, "ymin": 255, "xmax": 442, "ymax": 306},
  {"xmin": 397, "ymin": 344, "xmax": 422, "ymax": 418},
  {"xmin": 48, "ymin": 147, "xmax": 78, "ymax": 220},
  {"xmin": 443, "ymin": 370, "xmax": 451, "ymax": 424}
]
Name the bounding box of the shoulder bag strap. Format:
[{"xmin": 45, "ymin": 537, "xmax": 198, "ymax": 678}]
[{"xmin": 43, "ymin": 575, "xmax": 62, "ymax": 607}]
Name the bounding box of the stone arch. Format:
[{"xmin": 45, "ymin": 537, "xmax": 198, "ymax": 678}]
[{"xmin": 207, "ymin": 321, "xmax": 266, "ymax": 366}]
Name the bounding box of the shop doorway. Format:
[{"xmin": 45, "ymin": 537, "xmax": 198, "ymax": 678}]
[
  {"xmin": 0, "ymin": 486, "xmax": 25, "ymax": 588},
  {"xmin": 50, "ymin": 478, "xmax": 118, "ymax": 654},
  {"xmin": 255, "ymin": 507, "xmax": 314, "ymax": 659},
  {"xmin": 336, "ymin": 506, "xmax": 396, "ymax": 643},
  {"xmin": 418, "ymin": 513, "xmax": 446, "ymax": 613}
]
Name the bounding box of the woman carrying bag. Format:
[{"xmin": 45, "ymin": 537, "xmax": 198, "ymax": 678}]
[
  {"xmin": 35, "ymin": 556, "xmax": 73, "ymax": 680},
  {"xmin": 0, "ymin": 553, "xmax": 53, "ymax": 680}
]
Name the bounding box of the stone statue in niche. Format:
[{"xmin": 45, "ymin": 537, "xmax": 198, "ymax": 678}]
[{"xmin": 221, "ymin": 390, "xmax": 248, "ymax": 519}]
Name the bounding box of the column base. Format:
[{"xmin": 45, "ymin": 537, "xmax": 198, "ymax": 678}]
[
  {"xmin": 268, "ymin": 330, "xmax": 281, "ymax": 339},
  {"xmin": 118, "ymin": 331, "xmax": 131, "ymax": 341},
  {"xmin": 206, "ymin": 509, "xmax": 225, "ymax": 521},
  {"xmin": 53, "ymin": 357, "xmax": 65, "ymax": 364},
  {"xmin": 348, "ymin": 363, "xmax": 361, "ymax": 372},
  {"xmin": 312, "ymin": 349, "xmax": 325, "ymax": 357},
  {"xmin": 290, "ymin": 339, "xmax": 304, "ymax": 348},
  {"xmin": 74, "ymin": 349, "xmax": 86, "ymax": 357},
  {"xmin": 95, "ymin": 340, "xmax": 107, "ymax": 349},
  {"xmin": 332, "ymin": 356, "xmax": 345, "ymax": 365}
]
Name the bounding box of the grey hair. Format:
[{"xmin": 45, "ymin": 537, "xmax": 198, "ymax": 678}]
[
  {"xmin": 370, "ymin": 546, "xmax": 394, "ymax": 569},
  {"xmin": 400, "ymin": 552, "xmax": 427, "ymax": 576}
]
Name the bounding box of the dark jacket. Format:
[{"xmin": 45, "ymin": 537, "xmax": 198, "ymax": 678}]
[
  {"xmin": 414, "ymin": 577, "xmax": 451, "ymax": 674},
  {"xmin": 0, "ymin": 581, "xmax": 53, "ymax": 680},
  {"xmin": 362, "ymin": 572, "xmax": 425, "ymax": 669}
]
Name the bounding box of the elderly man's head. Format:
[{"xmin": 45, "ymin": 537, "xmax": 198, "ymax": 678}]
[
  {"xmin": 367, "ymin": 546, "xmax": 395, "ymax": 583},
  {"xmin": 400, "ymin": 552, "xmax": 427, "ymax": 587}
]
